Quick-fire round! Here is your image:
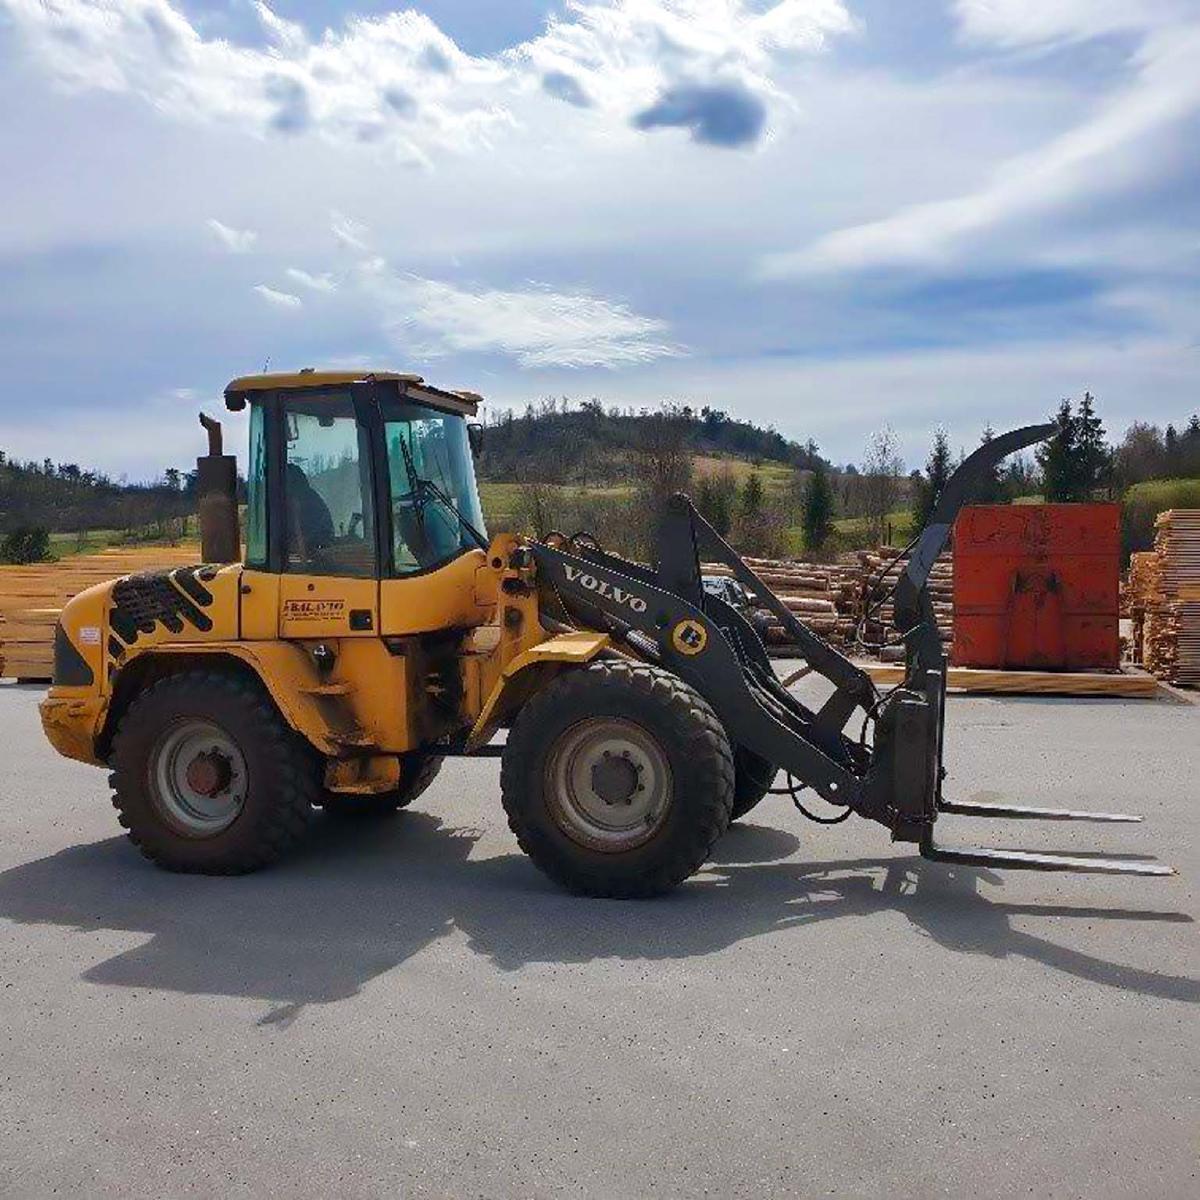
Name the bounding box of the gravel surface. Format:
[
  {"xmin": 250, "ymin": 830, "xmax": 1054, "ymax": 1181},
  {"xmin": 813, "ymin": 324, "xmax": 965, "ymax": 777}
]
[{"xmin": 1, "ymin": 677, "xmax": 1196, "ymax": 1198}]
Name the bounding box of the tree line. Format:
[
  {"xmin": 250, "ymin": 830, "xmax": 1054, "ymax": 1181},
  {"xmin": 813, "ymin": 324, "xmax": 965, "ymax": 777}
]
[
  {"xmin": 908, "ymin": 394, "xmax": 1200, "ymax": 556},
  {"xmin": 508, "ymin": 392, "xmax": 1200, "ymax": 563},
  {"xmin": 0, "ymin": 451, "xmax": 198, "ymax": 562},
  {"xmin": 5, "ymin": 391, "xmax": 1197, "ymax": 565}
]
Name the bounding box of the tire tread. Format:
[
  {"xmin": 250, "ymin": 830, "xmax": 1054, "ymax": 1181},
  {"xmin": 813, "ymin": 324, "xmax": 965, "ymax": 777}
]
[
  {"xmin": 501, "ymin": 659, "xmax": 734, "ymax": 898},
  {"xmin": 109, "ymin": 668, "xmax": 317, "ymax": 874}
]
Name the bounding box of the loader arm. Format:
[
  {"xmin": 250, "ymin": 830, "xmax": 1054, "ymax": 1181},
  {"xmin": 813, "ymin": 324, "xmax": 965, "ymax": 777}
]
[
  {"xmin": 894, "ymin": 423, "xmax": 1053, "ymax": 664},
  {"xmin": 531, "ymin": 420, "xmax": 1172, "ymax": 878}
]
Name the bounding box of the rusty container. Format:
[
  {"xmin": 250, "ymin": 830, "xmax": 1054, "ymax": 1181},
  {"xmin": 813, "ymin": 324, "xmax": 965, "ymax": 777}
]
[{"xmin": 953, "ymin": 503, "xmax": 1120, "ymax": 671}]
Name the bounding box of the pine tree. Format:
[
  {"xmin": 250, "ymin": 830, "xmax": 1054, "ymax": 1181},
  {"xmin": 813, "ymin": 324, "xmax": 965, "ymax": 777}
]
[
  {"xmin": 1037, "ymin": 400, "xmax": 1077, "ymax": 501},
  {"xmin": 1164, "ymin": 424, "xmax": 1180, "ymax": 477},
  {"xmin": 802, "ymin": 461, "xmax": 835, "ymax": 553},
  {"xmin": 973, "ymin": 425, "xmax": 1005, "ymax": 504},
  {"xmin": 696, "ymin": 476, "xmax": 732, "ymax": 536},
  {"xmin": 1181, "ymin": 415, "xmax": 1200, "ymax": 477},
  {"xmin": 912, "ymin": 428, "xmax": 951, "ymax": 530},
  {"xmin": 740, "ymin": 471, "xmax": 764, "ymax": 521},
  {"xmin": 1074, "ymin": 392, "xmax": 1109, "ymax": 496}
]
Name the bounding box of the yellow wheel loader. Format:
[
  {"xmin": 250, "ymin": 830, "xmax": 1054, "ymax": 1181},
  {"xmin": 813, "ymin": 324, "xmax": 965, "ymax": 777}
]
[{"xmin": 39, "ymin": 371, "xmax": 1172, "ymax": 894}]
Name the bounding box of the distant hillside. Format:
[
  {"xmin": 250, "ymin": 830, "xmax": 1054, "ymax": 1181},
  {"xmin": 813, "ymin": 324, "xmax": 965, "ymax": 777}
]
[{"xmin": 477, "ymin": 400, "xmax": 823, "ymax": 486}]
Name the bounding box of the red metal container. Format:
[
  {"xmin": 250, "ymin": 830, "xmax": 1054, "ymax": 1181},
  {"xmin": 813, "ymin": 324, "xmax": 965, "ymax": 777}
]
[{"xmin": 953, "ymin": 503, "xmax": 1120, "ymax": 671}]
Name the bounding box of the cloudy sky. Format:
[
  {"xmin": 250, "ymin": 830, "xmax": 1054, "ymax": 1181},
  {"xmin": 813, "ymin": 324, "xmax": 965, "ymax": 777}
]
[{"xmin": 1, "ymin": 0, "xmax": 1197, "ymax": 478}]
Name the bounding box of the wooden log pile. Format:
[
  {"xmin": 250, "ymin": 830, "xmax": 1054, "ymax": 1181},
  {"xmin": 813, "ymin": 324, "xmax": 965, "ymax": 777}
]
[
  {"xmin": 702, "ymin": 550, "xmax": 945, "ymax": 654},
  {"xmin": 856, "ymin": 548, "xmax": 954, "ymax": 660},
  {"xmin": 0, "ymin": 545, "xmax": 201, "ymax": 681},
  {"xmin": 704, "ymin": 560, "xmax": 836, "ymax": 641},
  {"xmin": 1126, "ymin": 510, "xmax": 1200, "ymax": 688}
]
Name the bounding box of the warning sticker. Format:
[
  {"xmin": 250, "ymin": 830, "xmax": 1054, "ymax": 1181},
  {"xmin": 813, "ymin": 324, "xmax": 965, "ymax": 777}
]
[
  {"xmin": 283, "ymin": 599, "xmax": 346, "ymax": 621},
  {"xmin": 79, "ymin": 626, "xmax": 102, "ymax": 646}
]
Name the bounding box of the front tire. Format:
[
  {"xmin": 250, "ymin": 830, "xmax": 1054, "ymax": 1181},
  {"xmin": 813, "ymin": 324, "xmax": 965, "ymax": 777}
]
[
  {"xmin": 501, "ymin": 660, "xmax": 734, "ymax": 898},
  {"xmin": 109, "ymin": 669, "xmax": 317, "ymax": 874}
]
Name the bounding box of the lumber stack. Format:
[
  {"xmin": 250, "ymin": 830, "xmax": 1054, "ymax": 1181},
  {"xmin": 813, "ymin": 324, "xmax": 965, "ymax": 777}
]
[
  {"xmin": 861, "ymin": 662, "xmax": 1158, "ymax": 699},
  {"xmin": 0, "ymin": 544, "xmax": 200, "ymax": 681},
  {"xmin": 1123, "ymin": 551, "xmax": 1159, "ymax": 664},
  {"xmin": 1130, "ymin": 510, "xmax": 1200, "ymax": 688}
]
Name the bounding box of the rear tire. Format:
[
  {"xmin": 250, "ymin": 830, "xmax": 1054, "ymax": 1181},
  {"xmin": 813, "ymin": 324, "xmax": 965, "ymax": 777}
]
[
  {"xmin": 109, "ymin": 669, "xmax": 317, "ymax": 874},
  {"xmin": 501, "ymin": 660, "xmax": 734, "ymax": 898},
  {"xmin": 321, "ymin": 753, "xmax": 444, "ymax": 818},
  {"xmin": 730, "ymin": 746, "xmax": 777, "ymax": 821}
]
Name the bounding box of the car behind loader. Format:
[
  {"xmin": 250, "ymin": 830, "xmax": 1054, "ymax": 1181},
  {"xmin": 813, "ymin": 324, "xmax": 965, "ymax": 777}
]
[{"xmin": 40, "ymin": 371, "xmax": 1173, "ymax": 895}]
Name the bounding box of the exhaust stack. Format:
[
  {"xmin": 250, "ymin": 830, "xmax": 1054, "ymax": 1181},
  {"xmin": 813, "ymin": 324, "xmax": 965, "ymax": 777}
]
[{"xmin": 196, "ymin": 413, "xmax": 241, "ymax": 564}]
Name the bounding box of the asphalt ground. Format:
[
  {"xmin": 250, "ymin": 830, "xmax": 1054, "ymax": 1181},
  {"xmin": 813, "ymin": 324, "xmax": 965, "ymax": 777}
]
[{"xmin": 1, "ymin": 676, "xmax": 1196, "ymax": 1198}]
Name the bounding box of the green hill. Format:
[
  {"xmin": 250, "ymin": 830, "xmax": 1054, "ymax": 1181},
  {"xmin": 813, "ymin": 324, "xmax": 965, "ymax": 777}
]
[{"xmin": 477, "ymin": 400, "xmax": 822, "ymax": 487}]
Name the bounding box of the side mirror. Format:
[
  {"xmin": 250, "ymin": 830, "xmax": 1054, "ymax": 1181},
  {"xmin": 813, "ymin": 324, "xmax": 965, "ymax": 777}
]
[{"xmin": 467, "ymin": 422, "xmax": 484, "ymax": 456}]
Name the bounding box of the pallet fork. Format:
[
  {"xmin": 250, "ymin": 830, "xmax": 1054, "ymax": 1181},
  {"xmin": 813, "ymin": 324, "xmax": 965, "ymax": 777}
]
[{"xmin": 534, "ymin": 424, "xmax": 1173, "ymax": 878}]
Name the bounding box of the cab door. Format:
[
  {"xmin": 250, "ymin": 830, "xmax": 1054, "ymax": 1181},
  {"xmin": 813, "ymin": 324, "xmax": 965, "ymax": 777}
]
[{"xmin": 275, "ymin": 391, "xmax": 379, "ymax": 639}]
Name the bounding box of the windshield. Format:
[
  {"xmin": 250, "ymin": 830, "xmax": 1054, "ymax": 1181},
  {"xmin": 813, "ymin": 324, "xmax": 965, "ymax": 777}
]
[{"xmin": 382, "ymin": 400, "xmax": 487, "ymax": 574}]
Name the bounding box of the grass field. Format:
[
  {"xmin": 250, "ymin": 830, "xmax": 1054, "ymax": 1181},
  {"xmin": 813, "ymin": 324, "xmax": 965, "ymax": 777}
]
[
  {"xmin": 691, "ymin": 456, "xmax": 796, "ymax": 496},
  {"xmin": 48, "ymin": 529, "xmax": 124, "ymax": 556},
  {"xmin": 479, "ymin": 481, "xmax": 636, "ymax": 528},
  {"xmin": 1124, "ymin": 478, "xmax": 1200, "ymax": 510},
  {"xmin": 833, "ymin": 508, "xmax": 915, "ymax": 547}
]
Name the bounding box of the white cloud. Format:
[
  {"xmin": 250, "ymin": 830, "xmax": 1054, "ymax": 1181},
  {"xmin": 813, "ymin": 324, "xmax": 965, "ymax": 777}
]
[
  {"xmin": 517, "ymin": 0, "xmax": 853, "ymax": 145},
  {"xmin": 285, "ymin": 267, "xmax": 337, "ymax": 293},
  {"xmin": 3, "ymin": 0, "xmax": 1198, "ymax": 479},
  {"xmin": 359, "ymin": 264, "xmax": 683, "ymax": 368},
  {"xmin": 253, "ymin": 284, "xmax": 302, "ymax": 309},
  {"xmin": 205, "ymin": 217, "xmax": 257, "ymax": 253},
  {"xmin": 331, "ymin": 211, "xmax": 369, "ymax": 251},
  {"xmin": 1, "ymin": 0, "xmax": 508, "ymax": 163},
  {"xmin": 952, "ymin": 0, "xmax": 1187, "ymax": 49},
  {"xmin": 760, "ymin": 17, "xmax": 1200, "ymax": 276},
  {"xmin": 1, "ymin": 1, "xmax": 850, "ymax": 157}
]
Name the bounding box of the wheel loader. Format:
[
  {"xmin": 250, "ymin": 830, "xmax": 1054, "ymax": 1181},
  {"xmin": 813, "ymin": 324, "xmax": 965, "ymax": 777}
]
[{"xmin": 39, "ymin": 370, "xmax": 1172, "ymax": 894}]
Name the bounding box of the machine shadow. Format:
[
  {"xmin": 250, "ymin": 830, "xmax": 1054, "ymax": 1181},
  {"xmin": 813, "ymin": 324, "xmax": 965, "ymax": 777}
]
[{"xmin": 0, "ymin": 811, "xmax": 1193, "ymax": 1018}]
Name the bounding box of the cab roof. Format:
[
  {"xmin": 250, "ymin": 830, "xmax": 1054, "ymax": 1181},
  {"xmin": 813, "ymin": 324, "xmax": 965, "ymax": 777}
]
[{"xmin": 223, "ymin": 370, "xmax": 481, "ymax": 417}]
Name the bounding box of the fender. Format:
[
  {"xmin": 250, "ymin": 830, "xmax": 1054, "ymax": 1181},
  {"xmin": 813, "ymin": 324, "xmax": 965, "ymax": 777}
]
[
  {"xmin": 98, "ymin": 641, "xmax": 362, "ymax": 759},
  {"xmin": 465, "ymin": 630, "xmax": 610, "ymax": 751}
]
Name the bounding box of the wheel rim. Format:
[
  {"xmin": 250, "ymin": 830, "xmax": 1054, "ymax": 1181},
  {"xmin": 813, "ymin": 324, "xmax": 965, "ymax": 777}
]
[
  {"xmin": 545, "ymin": 717, "xmax": 673, "ymax": 853},
  {"xmin": 150, "ymin": 718, "xmax": 248, "ymax": 838}
]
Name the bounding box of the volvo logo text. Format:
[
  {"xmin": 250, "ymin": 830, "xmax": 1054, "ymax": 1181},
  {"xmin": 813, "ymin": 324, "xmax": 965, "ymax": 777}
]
[{"xmin": 562, "ymin": 565, "xmax": 648, "ymax": 613}]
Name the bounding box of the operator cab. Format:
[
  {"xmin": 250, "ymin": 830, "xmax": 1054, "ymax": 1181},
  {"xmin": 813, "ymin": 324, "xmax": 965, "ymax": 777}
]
[
  {"xmin": 223, "ymin": 371, "xmax": 487, "ymax": 583},
  {"xmin": 218, "ymin": 370, "xmax": 489, "ymax": 641}
]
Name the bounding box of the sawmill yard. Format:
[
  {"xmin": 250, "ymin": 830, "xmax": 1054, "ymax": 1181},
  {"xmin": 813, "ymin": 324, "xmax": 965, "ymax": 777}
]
[
  {"xmin": 0, "ymin": 515, "xmax": 1196, "ymax": 1197},
  {"xmin": 1, "ymin": 672, "xmax": 1196, "ymax": 1197}
]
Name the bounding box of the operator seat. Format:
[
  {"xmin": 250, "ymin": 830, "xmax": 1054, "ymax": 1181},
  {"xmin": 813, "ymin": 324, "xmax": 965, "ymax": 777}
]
[{"xmin": 285, "ymin": 463, "xmax": 335, "ymax": 563}]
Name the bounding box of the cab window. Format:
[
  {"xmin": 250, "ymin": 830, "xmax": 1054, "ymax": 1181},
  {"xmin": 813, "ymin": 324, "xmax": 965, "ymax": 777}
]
[
  {"xmin": 244, "ymin": 401, "xmax": 268, "ymax": 568},
  {"xmin": 281, "ymin": 393, "xmax": 376, "ymax": 577},
  {"xmin": 383, "ymin": 401, "xmax": 487, "ymax": 576}
]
